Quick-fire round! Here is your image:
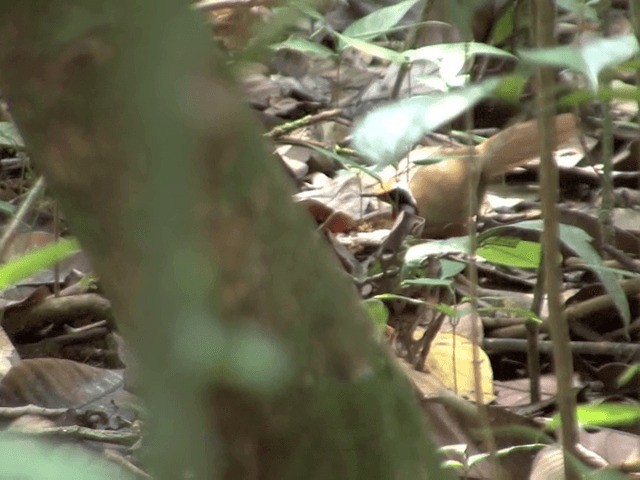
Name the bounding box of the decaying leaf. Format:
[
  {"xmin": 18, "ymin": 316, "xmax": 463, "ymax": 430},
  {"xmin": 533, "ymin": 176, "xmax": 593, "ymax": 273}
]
[{"xmin": 423, "ymin": 332, "xmax": 495, "ymax": 404}]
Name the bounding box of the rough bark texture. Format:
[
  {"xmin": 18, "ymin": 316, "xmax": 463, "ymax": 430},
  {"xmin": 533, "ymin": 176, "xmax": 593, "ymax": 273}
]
[{"xmin": 0, "ymin": 3, "xmax": 446, "ymax": 479}]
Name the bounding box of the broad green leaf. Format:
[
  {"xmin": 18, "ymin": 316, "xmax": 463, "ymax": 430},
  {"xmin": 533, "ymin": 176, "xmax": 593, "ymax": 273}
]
[
  {"xmin": 494, "ymin": 74, "xmax": 528, "ymax": 103},
  {"xmin": 0, "ymin": 433, "xmax": 134, "ymax": 479},
  {"xmin": 404, "ymin": 236, "xmax": 471, "ymax": 268},
  {"xmin": 520, "ymin": 45, "xmax": 587, "ymax": 79},
  {"xmin": 559, "ymin": 88, "xmax": 595, "ymax": 107},
  {"xmin": 608, "ymin": 79, "xmax": 640, "ymax": 100},
  {"xmin": 0, "ymin": 237, "xmax": 80, "ymax": 290},
  {"xmin": 489, "ymin": 2, "xmax": 516, "ymax": 45},
  {"xmin": 405, "ymin": 43, "xmax": 513, "ymax": 84},
  {"xmin": 437, "ymin": 0, "xmax": 487, "ymax": 39},
  {"xmin": 353, "ymin": 77, "xmax": 501, "ymax": 167},
  {"xmin": 334, "ymin": 31, "xmax": 407, "ymax": 64},
  {"xmin": 270, "ymin": 36, "xmax": 335, "ymax": 58},
  {"xmin": 549, "ymin": 403, "xmax": 640, "ymax": 429},
  {"xmin": 363, "ymin": 298, "xmax": 389, "ymax": 336},
  {"xmin": 352, "ymin": 96, "xmax": 434, "ymax": 167},
  {"xmin": 585, "ymin": 470, "xmax": 631, "ymax": 480},
  {"xmin": 477, "ymin": 236, "xmax": 541, "ymax": 269},
  {"xmin": 0, "ymin": 200, "xmax": 16, "ymax": 216},
  {"xmin": 568, "ymin": 35, "xmax": 639, "ymax": 85},
  {"xmin": 343, "ymin": 0, "xmax": 421, "ymax": 41},
  {"xmin": 440, "ymin": 259, "xmax": 466, "ymax": 279},
  {"xmin": 556, "ymin": 0, "xmax": 598, "ymax": 22},
  {"xmin": 507, "ymin": 220, "xmax": 630, "ymax": 328},
  {"xmin": 561, "ymin": 80, "xmax": 640, "ymax": 105},
  {"xmin": 0, "ymin": 122, "xmax": 25, "ymax": 150},
  {"xmin": 405, "ymin": 219, "xmax": 630, "ymax": 328},
  {"xmin": 405, "ymin": 42, "xmax": 514, "ymax": 63},
  {"xmin": 412, "ymin": 75, "xmax": 451, "ymax": 93},
  {"xmin": 519, "ymin": 34, "xmax": 640, "ymax": 90},
  {"xmin": 583, "ymin": 263, "xmax": 639, "ymax": 279},
  {"xmin": 620, "ymin": 57, "xmax": 640, "ymax": 71},
  {"xmin": 405, "ymin": 234, "xmax": 540, "ymax": 271},
  {"xmin": 290, "ymin": 3, "xmax": 325, "ymax": 22},
  {"xmin": 404, "ymin": 42, "xmax": 516, "ymax": 85}
]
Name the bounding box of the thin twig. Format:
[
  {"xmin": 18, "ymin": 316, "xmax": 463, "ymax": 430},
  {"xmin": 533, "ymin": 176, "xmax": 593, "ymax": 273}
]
[
  {"xmin": 484, "ymin": 338, "xmax": 640, "ymax": 357},
  {"xmin": 0, "ymin": 175, "xmax": 46, "ymax": 260},
  {"xmin": 192, "ymin": 0, "xmax": 263, "ymax": 12},
  {"xmin": 265, "ymin": 108, "xmax": 344, "ymax": 139}
]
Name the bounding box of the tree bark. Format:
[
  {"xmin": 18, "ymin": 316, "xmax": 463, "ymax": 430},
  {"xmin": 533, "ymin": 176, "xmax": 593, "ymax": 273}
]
[{"xmin": 0, "ymin": 2, "xmax": 446, "ymax": 479}]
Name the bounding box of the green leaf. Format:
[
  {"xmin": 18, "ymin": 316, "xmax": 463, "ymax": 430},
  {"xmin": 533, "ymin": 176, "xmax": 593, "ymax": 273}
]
[
  {"xmin": 374, "ymin": 293, "xmax": 428, "ymax": 306},
  {"xmin": 519, "ymin": 34, "xmax": 640, "ymax": 90},
  {"xmin": 352, "ymin": 77, "xmax": 501, "ymax": 167},
  {"xmin": 0, "ymin": 237, "xmax": 80, "ymax": 290},
  {"xmin": 373, "ymin": 293, "xmax": 457, "ymax": 317},
  {"xmin": 549, "ymin": 403, "xmax": 640, "ymax": 429},
  {"xmin": 270, "ymin": 36, "xmax": 335, "ymax": 58},
  {"xmin": 559, "ymin": 88, "xmax": 595, "ymax": 107},
  {"xmin": 556, "ymin": 0, "xmax": 598, "ymax": 22},
  {"xmin": 468, "ymin": 443, "xmax": 547, "ymax": 467},
  {"xmin": 440, "ymin": 259, "xmax": 466, "ymax": 279},
  {"xmin": 504, "ymin": 220, "xmax": 631, "ymax": 328},
  {"xmin": 585, "ymin": 470, "xmax": 630, "ymax": 480},
  {"xmin": 440, "ymin": 444, "xmax": 468, "ymax": 456},
  {"xmin": 304, "ymin": 144, "xmax": 383, "ymax": 182},
  {"xmin": 441, "ymin": 460, "xmax": 465, "ymax": 471},
  {"xmin": 0, "ymin": 433, "xmax": 134, "ymax": 479},
  {"xmin": 489, "ymin": 2, "xmax": 516, "ymax": 45},
  {"xmin": 477, "ymin": 236, "xmax": 541, "ymax": 269},
  {"xmin": 334, "ymin": 31, "xmax": 407, "ymax": 64},
  {"xmin": 619, "ymin": 57, "xmax": 640, "ymax": 71},
  {"xmin": 607, "ymin": 80, "xmax": 640, "ymax": 101},
  {"xmin": 494, "ymin": 74, "xmax": 528, "ymax": 103},
  {"xmin": 404, "ymin": 237, "xmax": 471, "ymax": 268},
  {"xmin": 404, "ymin": 43, "xmax": 514, "ymax": 84},
  {"xmin": 363, "ymin": 298, "xmax": 389, "ymax": 336},
  {"xmin": 519, "ymin": 45, "xmax": 585, "ymax": 77},
  {"xmin": 0, "ymin": 200, "xmax": 16, "ymax": 216},
  {"xmin": 617, "ymin": 364, "xmax": 640, "ymax": 388},
  {"xmin": 343, "ymin": 0, "xmax": 421, "ymax": 41},
  {"xmin": 437, "ymin": 0, "xmax": 488, "ymax": 39},
  {"xmin": 290, "ymin": 3, "xmax": 325, "ymax": 22},
  {"xmin": 0, "ymin": 122, "xmax": 25, "ymax": 150},
  {"xmin": 405, "ymin": 42, "xmax": 514, "ymax": 63},
  {"xmin": 401, "ymin": 278, "xmax": 453, "ymax": 288}
]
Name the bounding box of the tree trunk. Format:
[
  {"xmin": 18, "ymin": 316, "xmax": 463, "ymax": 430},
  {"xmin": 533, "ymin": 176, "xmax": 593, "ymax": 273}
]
[{"xmin": 0, "ymin": 3, "xmax": 447, "ymax": 479}]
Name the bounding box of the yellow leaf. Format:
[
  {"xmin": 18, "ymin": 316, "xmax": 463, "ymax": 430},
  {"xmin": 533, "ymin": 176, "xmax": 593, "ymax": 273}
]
[{"xmin": 424, "ymin": 332, "xmax": 495, "ymax": 404}]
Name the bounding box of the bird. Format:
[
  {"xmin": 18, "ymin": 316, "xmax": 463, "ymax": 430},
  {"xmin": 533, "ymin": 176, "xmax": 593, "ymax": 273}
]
[{"xmin": 371, "ymin": 113, "xmax": 579, "ymax": 237}]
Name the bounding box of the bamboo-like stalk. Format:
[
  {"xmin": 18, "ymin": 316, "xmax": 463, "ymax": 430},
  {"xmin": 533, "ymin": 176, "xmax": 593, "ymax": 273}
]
[{"xmin": 533, "ymin": 1, "xmax": 579, "ymax": 479}]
